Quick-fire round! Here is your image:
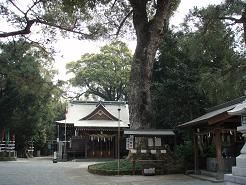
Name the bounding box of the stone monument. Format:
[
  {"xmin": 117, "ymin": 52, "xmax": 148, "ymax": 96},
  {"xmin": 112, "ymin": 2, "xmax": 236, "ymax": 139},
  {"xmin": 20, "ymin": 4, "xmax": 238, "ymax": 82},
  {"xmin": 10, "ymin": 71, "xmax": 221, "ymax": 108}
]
[{"xmin": 224, "ymin": 100, "xmax": 246, "ymax": 185}]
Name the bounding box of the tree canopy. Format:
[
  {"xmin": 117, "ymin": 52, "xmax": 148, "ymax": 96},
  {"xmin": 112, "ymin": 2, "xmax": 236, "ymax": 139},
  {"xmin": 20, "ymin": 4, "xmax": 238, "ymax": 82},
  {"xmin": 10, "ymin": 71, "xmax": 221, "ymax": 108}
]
[
  {"xmin": 185, "ymin": 0, "xmax": 246, "ymax": 47},
  {"xmin": 0, "ymin": 40, "xmax": 64, "ymax": 155},
  {"xmin": 183, "ymin": 3, "xmax": 246, "ymax": 105},
  {"xmin": 152, "ymin": 31, "xmax": 208, "ymax": 129},
  {"xmin": 152, "ymin": 2, "xmax": 246, "ymax": 129},
  {"xmin": 0, "ymin": 0, "xmax": 181, "ymax": 130},
  {"xmin": 66, "ymin": 41, "xmax": 132, "ymax": 101}
]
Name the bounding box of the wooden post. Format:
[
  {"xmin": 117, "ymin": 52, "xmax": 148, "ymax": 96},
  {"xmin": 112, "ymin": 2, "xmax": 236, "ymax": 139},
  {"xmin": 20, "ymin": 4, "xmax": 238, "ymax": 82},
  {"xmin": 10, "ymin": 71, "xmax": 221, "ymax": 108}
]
[
  {"xmin": 85, "ymin": 137, "xmax": 87, "ymax": 158},
  {"xmin": 132, "ymin": 155, "xmax": 136, "ymax": 175},
  {"xmin": 214, "ymin": 128, "xmax": 224, "ymax": 180},
  {"xmin": 193, "ymin": 130, "xmax": 199, "ymax": 174},
  {"xmin": 115, "ymin": 135, "xmax": 118, "ymax": 159}
]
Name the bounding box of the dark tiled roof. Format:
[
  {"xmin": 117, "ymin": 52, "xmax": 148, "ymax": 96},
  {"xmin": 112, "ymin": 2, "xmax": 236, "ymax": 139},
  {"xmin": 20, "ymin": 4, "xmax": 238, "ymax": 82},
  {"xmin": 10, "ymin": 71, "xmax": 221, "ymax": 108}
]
[
  {"xmin": 206, "ymin": 96, "xmax": 245, "ymax": 113},
  {"xmin": 177, "ymin": 96, "xmax": 245, "ymax": 128}
]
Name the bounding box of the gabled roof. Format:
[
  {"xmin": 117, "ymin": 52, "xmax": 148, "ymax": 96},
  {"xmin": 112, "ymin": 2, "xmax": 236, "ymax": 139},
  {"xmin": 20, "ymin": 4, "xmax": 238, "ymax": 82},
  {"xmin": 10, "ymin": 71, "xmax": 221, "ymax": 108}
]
[
  {"xmin": 80, "ymin": 102, "xmax": 119, "ymax": 121},
  {"xmin": 177, "ymin": 96, "xmax": 245, "ymax": 128},
  {"xmin": 56, "ymin": 101, "xmax": 129, "ymax": 128}
]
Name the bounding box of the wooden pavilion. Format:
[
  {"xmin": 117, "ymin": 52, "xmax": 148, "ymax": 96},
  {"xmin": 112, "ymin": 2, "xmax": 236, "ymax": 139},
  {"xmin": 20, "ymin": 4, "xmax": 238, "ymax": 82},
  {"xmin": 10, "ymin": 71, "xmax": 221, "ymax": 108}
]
[
  {"xmin": 177, "ymin": 96, "xmax": 245, "ymax": 179},
  {"xmin": 56, "ymin": 101, "xmax": 129, "ymax": 159}
]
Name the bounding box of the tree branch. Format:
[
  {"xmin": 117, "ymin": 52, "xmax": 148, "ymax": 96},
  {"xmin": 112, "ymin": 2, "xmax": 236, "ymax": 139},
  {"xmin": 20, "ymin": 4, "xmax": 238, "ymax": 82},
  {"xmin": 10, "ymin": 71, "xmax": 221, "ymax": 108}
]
[
  {"xmin": 9, "ymin": 0, "xmax": 25, "ymax": 15},
  {"xmin": 25, "ymin": 0, "xmax": 44, "ymax": 18},
  {"xmin": 116, "ymin": 10, "xmax": 133, "ymax": 37},
  {"xmin": 0, "ymin": 19, "xmax": 36, "ymax": 37},
  {"xmin": 85, "ymin": 82, "xmax": 109, "ymax": 100},
  {"xmin": 218, "ymin": 16, "xmax": 243, "ymax": 23},
  {"xmin": 111, "ymin": 0, "xmax": 117, "ymax": 9},
  {"xmin": 0, "ymin": 17, "xmax": 91, "ymax": 38},
  {"xmin": 36, "ymin": 18, "xmax": 91, "ymax": 38}
]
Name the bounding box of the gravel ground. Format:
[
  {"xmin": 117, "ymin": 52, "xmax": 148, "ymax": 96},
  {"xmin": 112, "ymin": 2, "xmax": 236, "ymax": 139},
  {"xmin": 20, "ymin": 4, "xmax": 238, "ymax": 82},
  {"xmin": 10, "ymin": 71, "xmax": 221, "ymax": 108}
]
[{"xmin": 0, "ymin": 158, "xmax": 224, "ymax": 185}]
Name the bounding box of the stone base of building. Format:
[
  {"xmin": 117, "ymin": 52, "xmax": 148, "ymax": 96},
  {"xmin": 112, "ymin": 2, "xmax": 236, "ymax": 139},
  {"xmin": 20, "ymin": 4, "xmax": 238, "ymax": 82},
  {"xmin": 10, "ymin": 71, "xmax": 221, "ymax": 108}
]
[{"xmin": 224, "ymin": 174, "xmax": 246, "ymax": 185}]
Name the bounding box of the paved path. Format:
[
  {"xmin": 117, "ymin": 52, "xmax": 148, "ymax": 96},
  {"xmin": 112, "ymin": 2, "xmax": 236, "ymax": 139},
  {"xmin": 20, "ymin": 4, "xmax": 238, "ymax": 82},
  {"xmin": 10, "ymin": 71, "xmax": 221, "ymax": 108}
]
[{"xmin": 0, "ymin": 158, "xmax": 224, "ymax": 185}]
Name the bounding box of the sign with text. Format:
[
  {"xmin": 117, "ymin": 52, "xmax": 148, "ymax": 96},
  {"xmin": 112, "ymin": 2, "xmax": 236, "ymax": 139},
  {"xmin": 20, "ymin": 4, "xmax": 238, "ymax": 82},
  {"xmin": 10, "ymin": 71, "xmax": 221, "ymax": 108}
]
[
  {"xmin": 148, "ymin": 138, "xmax": 153, "ymax": 147},
  {"xmin": 126, "ymin": 136, "xmax": 134, "ymax": 150},
  {"xmin": 155, "ymin": 137, "xmax": 162, "ymax": 147}
]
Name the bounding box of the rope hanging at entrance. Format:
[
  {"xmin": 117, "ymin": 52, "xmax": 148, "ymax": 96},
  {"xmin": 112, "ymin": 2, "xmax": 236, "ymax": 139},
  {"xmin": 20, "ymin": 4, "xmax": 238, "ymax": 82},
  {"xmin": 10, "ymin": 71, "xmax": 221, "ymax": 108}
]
[
  {"xmin": 89, "ymin": 134, "xmax": 115, "ymax": 143},
  {"xmin": 196, "ymin": 128, "xmax": 237, "ymax": 136},
  {"xmin": 196, "ymin": 128, "xmax": 240, "ymax": 146}
]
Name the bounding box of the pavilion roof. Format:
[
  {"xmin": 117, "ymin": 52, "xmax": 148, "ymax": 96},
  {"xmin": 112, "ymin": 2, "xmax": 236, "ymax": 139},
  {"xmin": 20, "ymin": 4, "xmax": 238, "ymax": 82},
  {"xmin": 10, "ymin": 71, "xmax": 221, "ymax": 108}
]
[{"xmin": 177, "ymin": 96, "xmax": 245, "ymax": 128}]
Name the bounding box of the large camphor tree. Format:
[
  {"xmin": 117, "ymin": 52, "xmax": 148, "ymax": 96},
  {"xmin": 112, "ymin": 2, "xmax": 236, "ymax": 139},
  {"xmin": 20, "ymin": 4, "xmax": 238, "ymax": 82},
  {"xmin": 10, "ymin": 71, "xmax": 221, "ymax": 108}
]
[
  {"xmin": 0, "ymin": 0, "xmax": 180, "ymax": 130},
  {"xmin": 66, "ymin": 41, "xmax": 132, "ymax": 101}
]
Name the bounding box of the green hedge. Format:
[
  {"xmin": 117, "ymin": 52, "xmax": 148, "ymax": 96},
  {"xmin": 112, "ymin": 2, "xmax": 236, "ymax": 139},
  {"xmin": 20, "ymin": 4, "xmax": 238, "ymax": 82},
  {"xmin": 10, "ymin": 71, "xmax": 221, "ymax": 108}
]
[
  {"xmin": 88, "ymin": 159, "xmax": 184, "ymax": 175},
  {"xmin": 88, "ymin": 160, "xmax": 142, "ymax": 175},
  {"xmin": 0, "ymin": 157, "xmax": 16, "ymax": 161}
]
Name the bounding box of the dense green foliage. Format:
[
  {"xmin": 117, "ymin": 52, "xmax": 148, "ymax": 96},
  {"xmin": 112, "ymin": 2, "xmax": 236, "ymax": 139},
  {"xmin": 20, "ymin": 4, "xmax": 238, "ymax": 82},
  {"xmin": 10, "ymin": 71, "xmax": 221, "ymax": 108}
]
[
  {"xmin": 0, "ymin": 40, "xmax": 64, "ymax": 156},
  {"xmin": 67, "ymin": 41, "xmax": 132, "ymax": 101},
  {"xmin": 152, "ymin": 31, "xmax": 208, "ymax": 128},
  {"xmin": 0, "ymin": 0, "xmax": 133, "ymax": 39},
  {"xmin": 183, "ymin": 4, "xmax": 246, "ymax": 105},
  {"xmin": 185, "ymin": 0, "xmax": 246, "ymax": 47},
  {"xmin": 175, "ymin": 141, "xmax": 194, "ymax": 170},
  {"xmin": 152, "ymin": 2, "xmax": 246, "ymax": 129}
]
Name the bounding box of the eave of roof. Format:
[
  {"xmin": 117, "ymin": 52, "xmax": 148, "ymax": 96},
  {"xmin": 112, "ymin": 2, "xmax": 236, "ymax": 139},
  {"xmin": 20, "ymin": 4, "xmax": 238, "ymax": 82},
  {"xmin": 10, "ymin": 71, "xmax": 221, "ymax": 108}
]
[
  {"xmin": 177, "ymin": 104, "xmax": 238, "ymax": 128},
  {"xmin": 124, "ymin": 129, "xmax": 175, "ymax": 136},
  {"xmin": 228, "ymin": 100, "xmax": 246, "ymax": 115},
  {"xmin": 56, "ymin": 120, "xmax": 129, "ymax": 128}
]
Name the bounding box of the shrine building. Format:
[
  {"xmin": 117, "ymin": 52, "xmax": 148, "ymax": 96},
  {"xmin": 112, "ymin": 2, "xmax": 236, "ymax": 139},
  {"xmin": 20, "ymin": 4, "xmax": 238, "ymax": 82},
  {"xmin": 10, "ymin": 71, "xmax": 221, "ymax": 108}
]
[{"xmin": 56, "ymin": 101, "xmax": 129, "ymax": 159}]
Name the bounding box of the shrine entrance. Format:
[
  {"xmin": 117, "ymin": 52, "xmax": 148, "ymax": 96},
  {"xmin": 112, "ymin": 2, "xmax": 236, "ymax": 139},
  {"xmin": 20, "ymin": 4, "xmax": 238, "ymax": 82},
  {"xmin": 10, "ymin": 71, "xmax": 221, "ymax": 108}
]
[
  {"xmin": 87, "ymin": 134, "xmax": 116, "ymax": 158},
  {"xmin": 66, "ymin": 129, "xmax": 122, "ymax": 159}
]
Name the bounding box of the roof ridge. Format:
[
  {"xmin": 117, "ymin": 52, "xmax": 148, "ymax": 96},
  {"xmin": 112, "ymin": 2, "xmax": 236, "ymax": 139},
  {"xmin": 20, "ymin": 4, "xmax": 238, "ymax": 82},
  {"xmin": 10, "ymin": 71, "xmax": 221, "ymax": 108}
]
[
  {"xmin": 71, "ymin": 100, "xmax": 127, "ymax": 105},
  {"xmin": 206, "ymin": 96, "xmax": 245, "ymax": 113}
]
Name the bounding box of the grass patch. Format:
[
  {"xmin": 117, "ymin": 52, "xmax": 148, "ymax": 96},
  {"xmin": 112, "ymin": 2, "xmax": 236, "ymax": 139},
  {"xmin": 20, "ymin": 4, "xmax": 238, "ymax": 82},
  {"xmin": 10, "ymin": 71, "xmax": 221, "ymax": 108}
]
[
  {"xmin": 88, "ymin": 159, "xmax": 143, "ymax": 175},
  {"xmin": 88, "ymin": 157, "xmax": 184, "ymax": 175},
  {"xmin": 0, "ymin": 157, "xmax": 16, "ymax": 161},
  {"xmin": 93, "ymin": 160, "xmax": 142, "ymax": 170}
]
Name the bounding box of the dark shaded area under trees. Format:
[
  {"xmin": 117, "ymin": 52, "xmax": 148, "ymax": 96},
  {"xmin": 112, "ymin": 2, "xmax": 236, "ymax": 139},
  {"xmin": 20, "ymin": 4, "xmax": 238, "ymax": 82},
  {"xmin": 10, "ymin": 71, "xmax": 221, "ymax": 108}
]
[{"xmin": 0, "ymin": 40, "xmax": 65, "ymax": 157}]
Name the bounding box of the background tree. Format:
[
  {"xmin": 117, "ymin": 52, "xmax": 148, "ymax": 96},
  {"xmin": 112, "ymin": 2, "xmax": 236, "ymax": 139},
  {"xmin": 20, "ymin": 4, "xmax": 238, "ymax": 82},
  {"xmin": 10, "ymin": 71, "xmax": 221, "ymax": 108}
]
[
  {"xmin": 0, "ymin": 0, "xmax": 181, "ymax": 131},
  {"xmin": 186, "ymin": 0, "xmax": 246, "ymax": 48},
  {"xmin": 152, "ymin": 30, "xmax": 209, "ymax": 129},
  {"xmin": 151, "ymin": 3, "xmax": 246, "ymax": 130},
  {"xmin": 183, "ymin": 4, "xmax": 246, "ymax": 105},
  {"xmin": 0, "ymin": 40, "xmax": 64, "ymax": 156},
  {"xmin": 67, "ymin": 41, "xmax": 132, "ymax": 101}
]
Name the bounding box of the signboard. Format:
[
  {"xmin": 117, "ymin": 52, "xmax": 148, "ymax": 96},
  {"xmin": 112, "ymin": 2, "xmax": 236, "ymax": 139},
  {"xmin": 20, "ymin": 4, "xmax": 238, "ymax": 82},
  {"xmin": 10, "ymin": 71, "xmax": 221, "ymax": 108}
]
[
  {"xmin": 126, "ymin": 138, "xmax": 129, "ymax": 150},
  {"xmin": 155, "ymin": 137, "xmax": 162, "ymax": 147},
  {"xmin": 242, "ymin": 114, "xmax": 246, "ymax": 125},
  {"xmin": 126, "ymin": 136, "xmax": 134, "ymax": 150},
  {"xmin": 150, "ymin": 150, "xmax": 156, "ymax": 154},
  {"xmin": 148, "ymin": 138, "xmax": 153, "ymax": 147},
  {"xmin": 161, "ymin": 149, "xmax": 167, "ymax": 154}
]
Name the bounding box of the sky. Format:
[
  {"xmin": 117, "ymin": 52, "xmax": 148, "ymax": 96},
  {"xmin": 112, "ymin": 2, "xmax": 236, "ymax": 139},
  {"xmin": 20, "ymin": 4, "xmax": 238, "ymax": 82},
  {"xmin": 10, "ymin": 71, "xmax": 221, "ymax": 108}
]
[{"xmin": 52, "ymin": 0, "xmax": 224, "ymax": 81}]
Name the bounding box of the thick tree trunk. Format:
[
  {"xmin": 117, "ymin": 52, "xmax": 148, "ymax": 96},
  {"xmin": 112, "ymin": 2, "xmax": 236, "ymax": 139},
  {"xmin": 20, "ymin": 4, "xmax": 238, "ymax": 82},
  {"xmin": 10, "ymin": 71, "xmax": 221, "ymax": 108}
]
[{"xmin": 128, "ymin": 0, "xmax": 172, "ymax": 129}]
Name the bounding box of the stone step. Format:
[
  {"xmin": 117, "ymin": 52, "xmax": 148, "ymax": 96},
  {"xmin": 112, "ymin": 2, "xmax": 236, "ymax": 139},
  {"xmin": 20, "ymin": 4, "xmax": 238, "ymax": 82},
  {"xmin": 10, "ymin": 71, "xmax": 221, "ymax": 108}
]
[
  {"xmin": 200, "ymin": 170, "xmax": 217, "ymax": 178},
  {"xmin": 224, "ymin": 174, "xmax": 246, "ymax": 185},
  {"xmin": 236, "ymin": 157, "xmax": 246, "ymax": 168},
  {"xmin": 232, "ymin": 167, "xmax": 246, "ymax": 177}
]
